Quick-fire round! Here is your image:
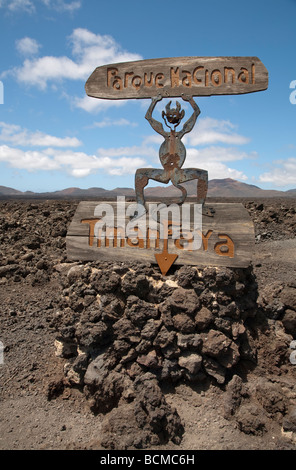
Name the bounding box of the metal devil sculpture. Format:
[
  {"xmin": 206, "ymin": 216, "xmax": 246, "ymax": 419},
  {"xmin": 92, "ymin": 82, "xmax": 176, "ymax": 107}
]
[{"xmin": 135, "ymin": 94, "xmax": 208, "ymax": 211}]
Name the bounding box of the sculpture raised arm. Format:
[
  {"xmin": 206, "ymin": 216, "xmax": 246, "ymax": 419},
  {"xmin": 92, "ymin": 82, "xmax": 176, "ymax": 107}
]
[
  {"xmin": 145, "ymin": 94, "xmax": 167, "ymax": 136},
  {"xmin": 178, "ymin": 94, "xmax": 201, "ymax": 138}
]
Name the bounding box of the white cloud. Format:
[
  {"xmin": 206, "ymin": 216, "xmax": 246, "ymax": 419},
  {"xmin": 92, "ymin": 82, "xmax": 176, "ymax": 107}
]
[
  {"xmin": 1, "ymin": 0, "xmax": 35, "ymax": 13},
  {"xmin": 259, "ymin": 158, "xmax": 296, "ymax": 187},
  {"xmin": 91, "ymin": 118, "xmax": 138, "ymax": 129},
  {"xmin": 0, "ymin": 119, "xmax": 154, "ymax": 178},
  {"xmin": 40, "ymin": 0, "xmax": 81, "ymax": 12},
  {"xmin": 70, "ymin": 168, "xmax": 91, "ymax": 178},
  {"xmin": 74, "ymin": 95, "xmax": 127, "ymax": 113},
  {"xmin": 184, "ymin": 147, "xmax": 249, "ymax": 181},
  {"xmin": 8, "ymin": 28, "xmax": 142, "ymax": 90},
  {"xmin": 141, "ymin": 115, "xmax": 252, "ymax": 181},
  {"xmin": 0, "ymin": 115, "xmax": 252, "ymax": 183},
  {"xmin": 0, "ymin": 144, "xmax": 148, "ymax": 178},
  {"xmin": 0, "ymin": 145, "xmax": 60, "ymax": 171},
  {"xmin": 198, "ymin": 160, "xmax": 247, "ymax": 181},
  {"xmin": 0, "ymin": 121, "xmax": 81, "ymax": 147},
  {"xmin": 212, "ymin": 164, "xmax": 248, "ymax": 181},
  {"xmin": 96, "ymin": 144, "xmax": 157, "ymax": 160},
  {"xmin": 143, "ymin": 134, "xmax": 163, "ymax": 146},
  {"xmin": 185, "ymin": 117, "xmax": 250, "ymax": 146},
  {"xmin": 186, "ymin": 146, "xmax": 256, "ymax": 164},
  {"xmin": 0, "ymin": 140, "xmax": 248, "ymax": 181},
  {"xmin": 0, "ymin": 0, "xmax": 81, "ymax": 13},
  {"xmin": 15, "ymin": 37, "xmax": 41, "ymax": 56}
]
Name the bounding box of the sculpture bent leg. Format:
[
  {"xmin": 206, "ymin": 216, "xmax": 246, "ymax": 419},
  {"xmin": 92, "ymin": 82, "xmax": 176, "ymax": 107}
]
[
  {"xmin": 173, "ymin": 168, "xmax": 208, "ymax": 205},
  {"xmin": 135, "ymin": 168, "xmax": 170, "ymax": 211}
]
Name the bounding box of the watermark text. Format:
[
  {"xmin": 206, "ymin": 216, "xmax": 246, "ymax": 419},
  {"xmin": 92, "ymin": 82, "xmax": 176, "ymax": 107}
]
[
  {"xmin": 0, "ymin": 81, "xmax": 3, "ymax": 104},
  {"xmin": 92, "ymin": 198, "xmax": 203, "ymax": 251},
  {"xmin": 290, "ymin": 340, "xmax": 296, "ymax": 365},
  {"xmin": 0, "ymin": 341, "xmax": 4, "ymax": 365},
  {"xmin": 289, "ymin": 80, "xmax": 296, "ymax": 104}
]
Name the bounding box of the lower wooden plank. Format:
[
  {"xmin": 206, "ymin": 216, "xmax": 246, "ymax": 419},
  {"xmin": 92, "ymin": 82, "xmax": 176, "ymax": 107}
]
[{"xmin": 66, "ymin": 201, "xmax": 255, "ymax": 269}]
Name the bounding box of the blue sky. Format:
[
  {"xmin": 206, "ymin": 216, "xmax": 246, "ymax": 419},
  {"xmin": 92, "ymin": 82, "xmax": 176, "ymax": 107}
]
[{"xmin": 0, "ymin": 0, "xmax": 296, "ymax": 193}]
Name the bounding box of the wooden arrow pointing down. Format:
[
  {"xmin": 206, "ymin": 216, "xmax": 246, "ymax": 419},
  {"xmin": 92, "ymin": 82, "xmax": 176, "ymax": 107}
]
[{"xmin": 154, "ymin": 220, "xmax": 178, "ymax": 276}]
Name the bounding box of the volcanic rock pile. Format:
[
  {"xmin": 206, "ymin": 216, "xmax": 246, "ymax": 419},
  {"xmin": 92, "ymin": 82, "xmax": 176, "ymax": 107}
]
[
  {"xmin": 51, "ymin": 260, "xmax": 262, "ymax": 448},
  {"xmin": 0, "ymin": 200, "xmax": 76, "ymax": 285},
  {"xmin": 0, "ymin": 199, "xmax": 295, "ymax": 449},
  {"xmin": 244, "ymin": 200, "xmax": 296, "ymax": 241}
]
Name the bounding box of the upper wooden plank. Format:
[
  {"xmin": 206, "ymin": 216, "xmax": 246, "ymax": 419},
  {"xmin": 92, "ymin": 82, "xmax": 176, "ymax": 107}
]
[{"xmin": 85, "ymin": 56, "xmax": 268, "ymax": 100}]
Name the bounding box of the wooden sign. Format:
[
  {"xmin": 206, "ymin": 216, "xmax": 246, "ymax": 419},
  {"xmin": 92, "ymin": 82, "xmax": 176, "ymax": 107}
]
[
  {"xmin": 85, "ymin": 56, "xmax": 268, "ymax": 100},
  {"xmin": 66, "ymin": 201, "xmax": 255, "ymax": 273}
]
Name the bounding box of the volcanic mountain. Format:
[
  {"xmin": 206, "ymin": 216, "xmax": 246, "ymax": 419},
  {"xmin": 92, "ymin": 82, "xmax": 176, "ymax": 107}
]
[{"xmin": 0, "ymin": 179, "xmax": 295, "ymax": 199}]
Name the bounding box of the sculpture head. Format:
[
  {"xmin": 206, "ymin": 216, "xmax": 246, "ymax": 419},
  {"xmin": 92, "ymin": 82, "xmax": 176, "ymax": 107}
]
[{"xmin": 162, "ymin": 101, "xmax": 185, "ymax": 128}]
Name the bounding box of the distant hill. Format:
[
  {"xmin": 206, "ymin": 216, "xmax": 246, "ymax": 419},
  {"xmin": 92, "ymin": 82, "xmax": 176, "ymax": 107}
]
[
  {"xmin": 48, "ymin": 187, "xmax": 111, "ymax": 197},
  {"xmin": 207, "ymin": 178, "xmax": 287, "ymax": 198},
  {"xmin": 0, "ymin": 179, "xmax": 295, "ymax": 199},
  {"xmin": 0, "ymin": 185, "xmax": 24, "ymax": 196},
  {"xmin": 286, "ymin": 188, "xmax": 296, "ymax": 196},
  {"xmin": 145, "ymin": 178, "xmax": 296, "ymax": 198}
]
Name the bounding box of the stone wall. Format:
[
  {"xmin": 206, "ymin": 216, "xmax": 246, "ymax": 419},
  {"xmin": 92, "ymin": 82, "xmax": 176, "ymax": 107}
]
[{"xmin": 52, "ymin": 261, "xmax": 261, "ymax": 449}]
